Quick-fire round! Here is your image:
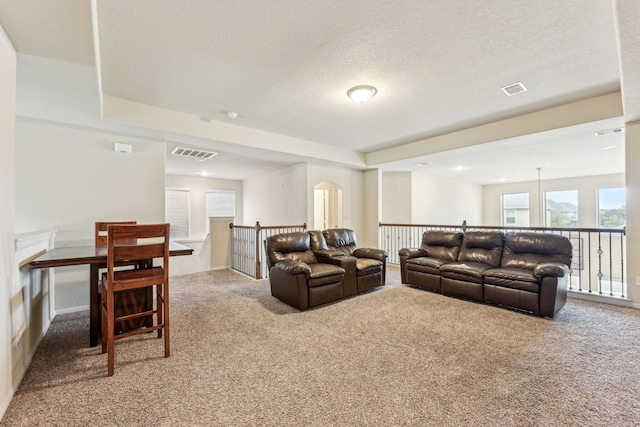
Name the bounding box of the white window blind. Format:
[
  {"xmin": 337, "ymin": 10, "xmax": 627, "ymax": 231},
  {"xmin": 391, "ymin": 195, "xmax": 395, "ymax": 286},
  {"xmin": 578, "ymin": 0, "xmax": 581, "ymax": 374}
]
[
  {"xmin": 165, "ymin": 189, "xmax": 190, "ymax": 240},
  {"xmin": 206, "ymin": 191, "xmax": 235, "ymax": 232}
]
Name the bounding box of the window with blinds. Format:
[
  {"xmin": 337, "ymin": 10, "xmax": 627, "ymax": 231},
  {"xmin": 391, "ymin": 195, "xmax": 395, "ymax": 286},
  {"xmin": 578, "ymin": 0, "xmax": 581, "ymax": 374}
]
[
  {"xmin": 165, "ymin": 189, "xmax": 190, "ymax": 240},
  {"xmin": 206, "ymin": 190, "xmax": 235, "ymax": 233}
]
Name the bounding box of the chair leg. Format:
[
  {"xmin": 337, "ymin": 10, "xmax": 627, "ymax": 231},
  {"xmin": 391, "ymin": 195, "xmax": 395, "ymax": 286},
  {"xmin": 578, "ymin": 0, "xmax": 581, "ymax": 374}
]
[
  {"xmin": 156, "ymin": 284, "xmax": 163, "ymax": 339},
  {"xmin": 107, "ymin": 287, "xmax": 115, "ymax": 377},
  {"xmin": 100, "ymin": 287, "xmax": 107, "ymax": 354},
  {"xmin": 164, "ymin": 281, "xmax": 170, "ymax": 358}
]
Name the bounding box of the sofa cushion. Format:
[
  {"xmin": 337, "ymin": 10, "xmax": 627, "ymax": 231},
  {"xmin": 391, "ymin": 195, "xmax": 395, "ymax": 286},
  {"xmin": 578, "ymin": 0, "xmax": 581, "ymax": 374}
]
[
  {"xmin": 307, "ymin": 263, "xmax": 345, "ymax": 286},
  {"xmin": 457, "ymin": 231, "xmax": 504, "ymax": 267},
  {"xmin": 267, "ymin": 232, "xmax": 318, "ymax": 266},
  {"xmin": 407, "ymin": 257, "xmax": 448, "ymax": 275},
  {"xmin": 355, "ymin": 258, "xmax": 383, "ymax": 273},
  {"xmin": 440, "ymin": 261, "xmax": 491, "ymax": 284},
  {"xmin": 501, "ymin": 232, "xmax": 572, "ymax": 270},
  {"xmin": 483, "ymin": 267, "xmax": 539, "ymax": 292},
  {"xmin": 420, "ymin": 231, "xmax": 463, "ymax": 262},
  {"xmin": 323, "ymin": 228, "xmax": 358, "ymax": 255}
]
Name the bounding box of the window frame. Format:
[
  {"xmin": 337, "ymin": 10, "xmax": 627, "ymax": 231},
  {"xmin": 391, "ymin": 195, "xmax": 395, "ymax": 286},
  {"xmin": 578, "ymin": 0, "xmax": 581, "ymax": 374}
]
[{"xmin": 165, "ymin": 188, "xmax": 191, "ymax": 240}]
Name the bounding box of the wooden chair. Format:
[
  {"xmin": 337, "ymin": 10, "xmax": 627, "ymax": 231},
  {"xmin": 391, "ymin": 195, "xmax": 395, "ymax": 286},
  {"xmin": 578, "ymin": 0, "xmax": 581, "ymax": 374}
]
[
  {"xmin": 99, "ymin": 223, "xmax": 171, "ymax": 376},
  {"xmin": 95, "ymin": 221, "xmax": 142, "ymax": 334},
  {"xmin": 95, "ymin": 221, "xmax": 137, "ymax": 246}
]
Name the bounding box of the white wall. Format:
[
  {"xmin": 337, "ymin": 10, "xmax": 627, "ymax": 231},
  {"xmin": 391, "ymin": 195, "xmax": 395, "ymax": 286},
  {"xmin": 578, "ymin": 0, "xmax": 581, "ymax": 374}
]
[
  {"xmin": 625, "ymin": 123, "xmax": 640, "ymax": 306},
  {"xmin": 382, "ymin": 172, "xmax": 412, "ymax": 223},
  {"xmin": 483, "ymin": 173, "xmax": 624, "ymax": 227},
  {"xmin": 15, "ymin": 120, "xmax": 166, "ymax": 311},
  {"xmin": 382, "ymin": 172, "xmax": 482, "ymax": 226},
  {"xmin": 0, "ymin": 22, "xmax": 17, "ymax": 420},
  {"xmin": 242, "ymin": 164, "xmax": 308, "ymax": 226},
  {"xmin": 363, "ymin": 169, "xmax": 382, "ymax": 248},
  {"xmin": 411, "ymin": 173, "xmax": 483, "ymax": 225}
]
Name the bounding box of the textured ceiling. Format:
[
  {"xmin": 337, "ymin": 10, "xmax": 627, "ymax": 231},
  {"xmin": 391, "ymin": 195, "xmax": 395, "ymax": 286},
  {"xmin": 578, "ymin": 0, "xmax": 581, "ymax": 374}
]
[{"xmin": 0, "ymin": 0, "xmax": 635, "ymax": 183}]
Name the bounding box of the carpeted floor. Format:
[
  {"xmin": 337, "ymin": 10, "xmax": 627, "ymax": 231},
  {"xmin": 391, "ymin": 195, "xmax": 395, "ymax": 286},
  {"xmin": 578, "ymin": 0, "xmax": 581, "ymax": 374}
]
[{"xmin": 2, "ymin": 267, "xmax": 640, "ymax": 426}]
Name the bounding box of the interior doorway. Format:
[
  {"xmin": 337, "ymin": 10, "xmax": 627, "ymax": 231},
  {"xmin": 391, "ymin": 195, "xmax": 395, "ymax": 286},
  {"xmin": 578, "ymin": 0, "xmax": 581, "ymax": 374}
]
[{"xmin": 313, "ymin": 182, "xmax": 343, "ymax": 230}]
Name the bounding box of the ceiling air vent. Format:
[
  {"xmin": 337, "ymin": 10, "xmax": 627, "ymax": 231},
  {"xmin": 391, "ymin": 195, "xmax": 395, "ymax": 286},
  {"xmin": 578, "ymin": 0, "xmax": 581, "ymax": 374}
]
[
  {"xmin": 171, "ymin": 147, "xmax": 218, "ymax": 161},
  {"xmin": 501, "ymin": 81, "xmax": 527, "ymax": 96}
]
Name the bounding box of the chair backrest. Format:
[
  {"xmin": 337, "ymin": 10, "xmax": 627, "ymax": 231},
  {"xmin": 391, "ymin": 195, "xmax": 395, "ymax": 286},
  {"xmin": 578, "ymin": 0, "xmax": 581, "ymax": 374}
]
[
  {"xmin": 323, "ymin": 228, "xmax": 357, "ymax": 255},
  {"xmin": 457, "ymin": 231, "xmax": 504, "ymax": 267},
  {"xmin": 265, "ymin": 232, "xmax": 317, "ymax": 268},
  {"xmin": 106, "ymin": 224, "xmax": 170, "ymax": 282},
  {"xmin": 95, "ymin": 221, "xmax": 137, "ymax": 245},
  {"xmin": 501, "ymin": 232, "xmax": 573, "ymax": 270},
  {"xmin": 420, "ymin": 231, "xmax": 463, "ymax": 262}
]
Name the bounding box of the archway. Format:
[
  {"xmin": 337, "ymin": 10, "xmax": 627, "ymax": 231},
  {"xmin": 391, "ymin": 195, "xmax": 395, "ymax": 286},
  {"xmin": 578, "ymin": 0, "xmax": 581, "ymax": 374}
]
[{"xmin": 313, "ymin": 181, "xmax": 343, "ymax": 230}]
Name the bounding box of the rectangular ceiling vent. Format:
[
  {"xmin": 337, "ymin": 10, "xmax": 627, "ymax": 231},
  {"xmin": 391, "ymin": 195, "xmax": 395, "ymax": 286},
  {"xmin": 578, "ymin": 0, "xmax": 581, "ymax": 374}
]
[
  {"xmin": 171, "ymin": 146, "xmax": 218, "ymax": 161},
  {"xmin": 501, "ymin": 81, "xmax": 527, "ymax": 96}
]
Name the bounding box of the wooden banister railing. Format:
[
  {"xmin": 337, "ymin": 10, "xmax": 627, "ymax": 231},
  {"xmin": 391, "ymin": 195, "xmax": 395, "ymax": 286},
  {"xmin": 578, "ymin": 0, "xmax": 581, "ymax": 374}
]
[{"xmin": 230, "ymin": 222, "xmax": 307, "ymax": 279}]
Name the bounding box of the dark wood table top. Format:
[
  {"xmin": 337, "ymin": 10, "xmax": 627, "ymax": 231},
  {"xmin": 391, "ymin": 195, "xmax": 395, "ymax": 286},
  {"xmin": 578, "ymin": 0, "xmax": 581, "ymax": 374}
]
[{"xmin": 29, "ymin": 241, "xmax": 194, "ymax": 268}]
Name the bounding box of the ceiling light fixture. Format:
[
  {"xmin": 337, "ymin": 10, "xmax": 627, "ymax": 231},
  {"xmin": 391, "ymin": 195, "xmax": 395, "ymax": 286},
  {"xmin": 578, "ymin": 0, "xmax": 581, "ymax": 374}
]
[
  {"xmin": 347, "ymin": 85, "xmax": 377, "ymax": 104},
  {"xmin": 415, "ymin": 162, "xmax": 431, "ymax": 167},
  {"xmin": 227, "ymin": 111, "xmax": 239, "ymax": 119}
]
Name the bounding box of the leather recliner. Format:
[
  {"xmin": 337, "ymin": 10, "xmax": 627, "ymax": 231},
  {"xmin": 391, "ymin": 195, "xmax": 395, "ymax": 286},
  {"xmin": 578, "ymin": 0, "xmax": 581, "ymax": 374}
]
[
  {"xmin": 265, "ymin": 231, "xmax": 345, "ymax": 311},
  {"xmin": 312, "ymin": 228, "xmax": 388, "ymax": 297}
]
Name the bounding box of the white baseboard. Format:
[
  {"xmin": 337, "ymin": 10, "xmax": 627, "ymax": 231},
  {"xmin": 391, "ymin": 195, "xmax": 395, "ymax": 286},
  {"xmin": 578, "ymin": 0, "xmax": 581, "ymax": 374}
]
[
  {"xmin": 0, "ymin": 386, "xmax": 15, "ymax": 423},
  {"xmin": 55, "ymin": 305, "xmax": 90, "ymax": 315},
  {"xmin": 209, "ymin": 265, "xmax": 231, "ymax": 271}
]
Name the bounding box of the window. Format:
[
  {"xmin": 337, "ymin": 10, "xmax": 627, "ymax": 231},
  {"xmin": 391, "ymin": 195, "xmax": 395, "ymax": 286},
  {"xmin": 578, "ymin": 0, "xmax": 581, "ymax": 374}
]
[
  {"xmin": 502, "ymin": 193, "xmax": 529, "ymax": 226},
  {"xmin": 165, "ymin": 189, "xmax": 190, "ymax": 240},
  {"xmin": 205, "ymin": 190, "xmax": 235, "ymax": 233},
  {"xmin": 598, "ymin": 187, "xmax": 626, "ymax": 228},
  {"xmin": 545, "ymin": 190, "xmax": 578, "ymax": 227}
]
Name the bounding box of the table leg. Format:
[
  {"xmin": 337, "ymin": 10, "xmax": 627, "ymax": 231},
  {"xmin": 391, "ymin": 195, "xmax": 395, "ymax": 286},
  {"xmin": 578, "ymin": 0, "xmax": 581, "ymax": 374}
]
[{"xmin": 90, "ymin": 264, "xmax": 99, "ymax": 347}]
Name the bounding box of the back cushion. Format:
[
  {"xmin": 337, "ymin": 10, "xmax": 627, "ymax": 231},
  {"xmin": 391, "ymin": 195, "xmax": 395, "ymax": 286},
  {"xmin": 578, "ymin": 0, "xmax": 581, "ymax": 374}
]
[
  {"xmin": 266, "ymin": 232, "xmax": 317, "ymax": 266},
  {"xmin": 420, "ymin": 231, "xmax": 463, "ymax": 261},
  {"xmin": 501, "ymin": 232, "xmax": 573, "ymax": 270},
  {"xmin": 309, "ymin": 230, "xmax": 328, "ymax": 252},
  {"xmin": 323, "ymin": 228, "xmax": 357, "ymax": 255},
  {"xmin": 457, "ymin": 231, "xmax": 504, "ymax": 267}
]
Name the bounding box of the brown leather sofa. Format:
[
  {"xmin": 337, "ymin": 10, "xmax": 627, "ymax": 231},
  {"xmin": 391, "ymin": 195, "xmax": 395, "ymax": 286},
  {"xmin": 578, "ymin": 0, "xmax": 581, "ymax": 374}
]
[
  {"xmin": 266, "ymin": 229, "xmax": 387, "ymax": 310},
  {"xmin": 400, "ymin": 231, "xmax": 572, "ymax": 318}
]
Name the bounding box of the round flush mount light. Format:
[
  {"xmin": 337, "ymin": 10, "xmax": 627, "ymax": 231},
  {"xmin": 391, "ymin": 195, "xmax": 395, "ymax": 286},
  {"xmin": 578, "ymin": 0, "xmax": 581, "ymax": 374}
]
[
  {"xmin": 347, "ymin": 85, "xmax": 377, "ymax": 104},
  {"xmin": 227, "ymin": 111, "xmax": 239, "ymax": 119}
]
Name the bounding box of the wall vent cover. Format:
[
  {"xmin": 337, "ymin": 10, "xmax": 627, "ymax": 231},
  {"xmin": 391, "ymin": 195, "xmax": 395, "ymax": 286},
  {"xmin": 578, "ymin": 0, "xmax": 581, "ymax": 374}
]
[
  {"xmin": 501, "ymin": 81, "xmax": 527, "ymax": 96},
  {"xmin": 171, "ymin": 147, "xmax": 218, "ymax": 161}
]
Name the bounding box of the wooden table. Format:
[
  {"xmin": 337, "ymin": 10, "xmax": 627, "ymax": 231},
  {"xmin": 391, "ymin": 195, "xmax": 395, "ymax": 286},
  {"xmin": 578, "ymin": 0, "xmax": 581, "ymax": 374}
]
[{"xmin": 29, "ymin": 242, "xmax": 194, "ymax": 347}]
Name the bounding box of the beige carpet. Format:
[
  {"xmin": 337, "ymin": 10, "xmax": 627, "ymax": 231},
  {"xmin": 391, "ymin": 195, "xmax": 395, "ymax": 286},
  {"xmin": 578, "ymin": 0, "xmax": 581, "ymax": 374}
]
[{"xmin": 3, "ymin": 267, "xmax": 640, "ymax": 426}]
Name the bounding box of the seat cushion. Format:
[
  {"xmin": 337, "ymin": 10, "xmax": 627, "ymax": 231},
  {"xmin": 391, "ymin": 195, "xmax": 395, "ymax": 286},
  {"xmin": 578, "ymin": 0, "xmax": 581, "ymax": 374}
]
[
  {"xmin": 307, "ymin": 263, "xmax": 345, "ymax": 287},
  {"xmin": 440, "ymin": 262, "xmax": 492, "ymax": 284},
  {"xmin": 356, "ymin": 258, "xmax": 383, "ymax": 273},
  {"xmin": 483, "ymin": 267, "xmax": 540, "ymax": 292},
  {"xmin": 407, "ymin": 257, "xmax": 448, "ymax": 275}
]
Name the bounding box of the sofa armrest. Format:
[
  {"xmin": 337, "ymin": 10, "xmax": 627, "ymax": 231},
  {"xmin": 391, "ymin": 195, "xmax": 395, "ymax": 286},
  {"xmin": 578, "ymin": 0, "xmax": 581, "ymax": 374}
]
[
  {"xmin": 399, "ymin": 248, "xmax": 428, "ymax": 258},
  {"xmin": 274, "ymin": 259, "xmax": 312, "ymax": 278},
  {"xmin": 353, "ymin": 247, "xmax": 388, "ymax": 261},
  {"xmin": 315, "ymin": 249, "xmax": 346, "ymax": 259},
  {"xmin": 533, "ymin": 262, "xmax": 570, "ymax": 279}
]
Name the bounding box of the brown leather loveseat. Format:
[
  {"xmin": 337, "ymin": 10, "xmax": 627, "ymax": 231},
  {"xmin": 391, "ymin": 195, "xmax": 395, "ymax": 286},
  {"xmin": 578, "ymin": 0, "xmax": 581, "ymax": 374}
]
[
  {"xmin": 313, "ymin": 228, "xmax": 387, "ymax": 297},
  {"xmin": 400, "ymin": 231, "xmax": 572, "ymax": 318},
  {"xmin": 266, "ymin": 229, "xmax": 387, "ymax": 310}
]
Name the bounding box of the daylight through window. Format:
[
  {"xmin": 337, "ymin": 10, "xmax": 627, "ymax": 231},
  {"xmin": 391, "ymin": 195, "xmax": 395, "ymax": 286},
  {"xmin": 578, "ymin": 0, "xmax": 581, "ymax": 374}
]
[{"xmin": 501, "ymin": 193, "xmax": 529, "ymax": 226}]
